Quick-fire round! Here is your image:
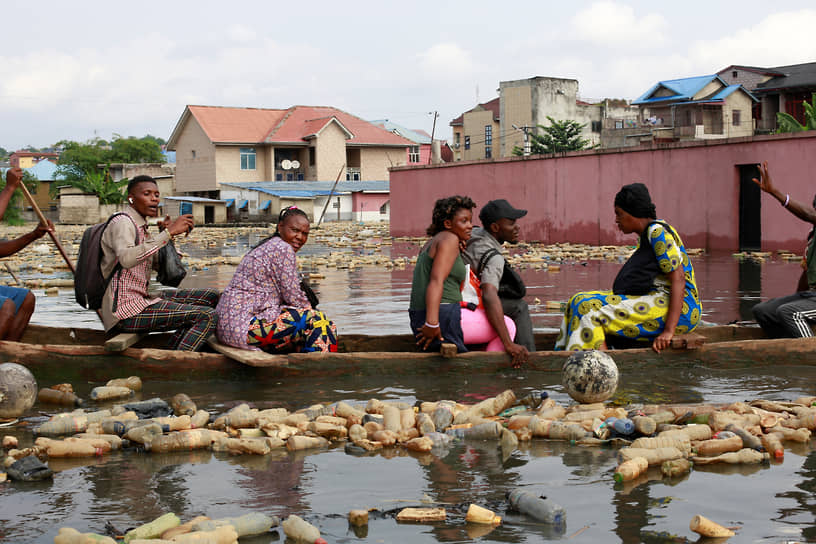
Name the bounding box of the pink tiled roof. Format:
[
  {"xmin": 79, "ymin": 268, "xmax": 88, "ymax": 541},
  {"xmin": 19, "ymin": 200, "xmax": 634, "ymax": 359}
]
[
  {"xmin": 176, "ymin": 104, "xmax": 409, "ymax": 148},
  {"xmin": 265, "ymin": 106, "xmax": 411, "ymax": 146},
  {"xmin": 187, "ymin": 106, "xmax": 287, "ymax": 143}
]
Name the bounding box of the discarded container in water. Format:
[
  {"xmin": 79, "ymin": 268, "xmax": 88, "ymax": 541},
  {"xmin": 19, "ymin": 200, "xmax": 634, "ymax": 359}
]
[
  {"xmin": 632, "ymin": 415, "xmax": 656, "ymax": 436},
  {"xmin": 515, "ymin": 390, "xmax": 547, "ymax": 410},
  {"xmin": 193, "ymin": 512, "xmax": 279, "ymax": 537},
  {"xmin": 286, "ymin": 435, "xmax": 329, "ymax": 451},
  {"xmin": 416, "ymin": 412, "xmax": 435, "ymax": 435},
  {"xmin": 122, "ymin": 398, "xmax": 172, "ymax": 419},
  {"xmin": 148, "ymin": 430, "xmax": 221, "ymax": 453},
  {"xmin": 34, "ymin": 415, "xmax": 88, "ymax": 436},
  {"xmin": 692, "ymin": 448, "xmax": 769, "ymax": 465},
  {"xmin": 106, "ymin": 376, "xmax": 142, "ymax": 391},
  {"xmin": 90, "ymin": 386, "xmax": 134, "ymax": 401},
  {"xmin": 689, "ymin": 514, "xmax": 735, "ymax": 538},
  {"xmin": 37, "ymin": 387, "xmax": 83, "ymax": 406},
  {"xmin": 0, "ymin": 362, "xmax": 37, "ymax": 418},
  {"xmin": 54, "ymin": 527, "xmax": 116, "ymax": 544},
  {"xmin": 123, "ymin": 512, "xmax": 181, "ymax": 543},
  {"xmin": 724, "ymin": 424, "xmax": 764, "ymax": 451},
  {"xmin": 618, "ymin": 446, "xmax": 684, "ymax": 466},
  {"xmin": 190, "ymin": 409, "xmax": 210, "ymax": 428},
  {"xmin": 466, "ymin": 504, "xmax": 501, "ymax": 525},
  {"xmin": 614, "ymin": 456, "xmax": 648, "ymax": 483},
  {"xmin": 661, "ymin": 458, "xmax": 692, "ymax": 478},
  {"xmin": 695, "ymin": 435, "xmax": 743, "ymax": 456},
  {"xmin": 761, "ymin": 432, "xmax": 784, "ymax": 459},
  {"xmin": 171, "ymin": 393, "xmax": 196, "ymax": 416},
  {"xmin": 506, "ymin": 489, "xmax": 565, "ymax": 526},
  {"xmin": 446, "ymin": 421, "xmax": 502, "ymax": 440},
  {"xmin": 431, "ymin": 402, "xmax": 454, "ymax": 431},
  {"xmin": 605, "ymin": 416, "xmax": 635, "ymax": 436},
  {"xmin": 124, "ymin": 422, "xmax": 165, "ymax": 445},
  {"xmin": 281, "ymin": 514, "xmax": 325, "ymax": 544},
  {"xmin": 6, "ymin": 455, "xmax": 53, "ymax": 481}
]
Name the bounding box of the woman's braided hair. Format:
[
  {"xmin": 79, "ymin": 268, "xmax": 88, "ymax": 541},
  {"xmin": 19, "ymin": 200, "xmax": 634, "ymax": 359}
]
[
  {"xmin": 274, "ymin": 206, "xmax": 309, "ymax": 237},
  {"xmin": 426, "ymin": 195, "xmax": 476, "ymax": 236}
]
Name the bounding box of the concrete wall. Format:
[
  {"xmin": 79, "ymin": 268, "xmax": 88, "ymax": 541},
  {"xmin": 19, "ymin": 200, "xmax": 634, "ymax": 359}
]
[
  {"xmin": 215, "ymin": 145, "xmax": 268, "ymax": 184},
  {"xmin": 174, "ymin": 117, "xmax": 217, "ymax": 193},
  {"xmin": 390, "ymin": 131, "xmax": 816, "ymax": 252},
  {"xmin": 352, "ymin": 193, "xmax": 390, "ymax": 222},
  {"xmin": 461, "ymin": 109, "xmax": 498, "ymax": 161},
  {"xmin": 359, "ymin": 147, "xmax": 405, "ymax": 180},
  {"xmin": 314, "ymin": 123, "xmax": 348, "ymax": 181},
  {"xmin": 59, "ymin": 189, "xmax": 123, "ymax": 224},
  {"xmin": 499, "ymin": 83, "xmax": 533, "ymax": 156}
]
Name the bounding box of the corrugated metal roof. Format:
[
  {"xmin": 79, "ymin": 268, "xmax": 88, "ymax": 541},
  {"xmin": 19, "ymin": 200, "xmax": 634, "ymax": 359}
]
[
  {"xmin": 24, "ymin": 160, "xmax": 64, "ymax": 181},
  {"xmin": 259, "ymin": 199, "xmax": 272, "ymax": 210},
  {"xmin": 238, "ymin": 200, "xmax": 248, "ymax": 209},
  {"xmin": 221, "ymin": 180, "xmax": 389, "ymax": 193},
  {"xmin": 370, "ymin": 120, "xmax": 432, "ymax": 144},
  {"xmin": 755, "ymin": 61, "xmax": 816, "ymax": 92},
  {"xmin": 633, "ymin": 74, "xmax": 721, "ymax": 105},
  {"xmin": 225, "ymin": 198, "xmax": 235, "ymax": 207},
  {"xmin": 164, "ymin": 196, "xmax": 225, "ymax": 203}
]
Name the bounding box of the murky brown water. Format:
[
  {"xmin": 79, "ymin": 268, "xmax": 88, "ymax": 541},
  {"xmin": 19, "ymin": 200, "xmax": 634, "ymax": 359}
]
[{"xmin": 2, "ymin": 236, "xmax": 815, "ymax": 543}]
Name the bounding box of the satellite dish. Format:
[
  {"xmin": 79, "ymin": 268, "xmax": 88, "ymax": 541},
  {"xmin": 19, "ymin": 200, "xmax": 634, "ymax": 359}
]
[
  {"xmin": 291, "ymin": 160, "xmax": 300, "ymax": 169},
  {"xmin": 281, "ymin": 159, "xmax": 292, "ymax": 170}
]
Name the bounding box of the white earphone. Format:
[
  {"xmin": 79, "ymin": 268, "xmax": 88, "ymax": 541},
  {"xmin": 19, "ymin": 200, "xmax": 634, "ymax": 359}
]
[{"xmin": 129, "ymin": 198, "xmax": 133, "ymax": 203}]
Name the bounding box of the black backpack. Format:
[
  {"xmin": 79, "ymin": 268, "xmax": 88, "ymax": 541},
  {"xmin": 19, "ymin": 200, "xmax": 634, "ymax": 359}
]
[{"xmin": 74, "ymin": 213, "xmax": 136, "ymax": 310}]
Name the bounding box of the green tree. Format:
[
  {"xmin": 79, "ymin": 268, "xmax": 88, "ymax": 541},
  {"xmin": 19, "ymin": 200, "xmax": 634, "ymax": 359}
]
[
  {"xmin": 0, "ymin": 170, "xmax": 40, "ymax": 225},
  {"xmin": 513, "ymin": 116, "xmax": 594, "ymax": 156},
  {"xmin": 0, "ymin": 146, "xmax": 8, "ymax": 159},
  {"xmin": 54, "ymin": 135, "xmax": 164, "ymax": 203},
  {"xmin": 776, "ymin": 93, "xmax": 816, "ymax": 133}
]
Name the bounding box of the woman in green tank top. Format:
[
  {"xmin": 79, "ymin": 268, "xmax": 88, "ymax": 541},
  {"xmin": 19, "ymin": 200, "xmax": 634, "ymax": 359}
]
[{"xmin": 409, "ymin": 195, "xmax": 476, "ymax": 353}]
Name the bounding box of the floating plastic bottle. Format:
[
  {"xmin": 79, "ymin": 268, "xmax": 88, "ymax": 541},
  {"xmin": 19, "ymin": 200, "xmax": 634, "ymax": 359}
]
[
  {"xmin": 766, "ymin": 425, "xmax": 811, "ymax": 443},
  {"xmin": 724, "ymin": 424, "xmax": 764, "ymax": 451},
  {"xmin": 695, "ymin": 435, "xmax": 742, "ymax": 456},
  {"xmin": 618, "ymin": 446, "xmax": 684, "ymax": 466},
  {"xmin": 631, "ymin": 436, "xmax": 691, "ymax": 455},
  {"xmin": 124, "ymin": 422, "xmax": 165, "ymax": 445},
  {"xmin": 761, "ymin": 432, "xmax": 784, "ymax": 459},
  {"xmin": 614, "ymin": 456, "xmax": 648, "ymax": 483},
  {"xmin": 416, "ymin": 412, "xmax": 435, "ymax": 435},
  {"xmin": 38, "ymin": 388, "xmax": 83, "ymax": 406},
  {"xmin": 466, "ymin": 504, "xmax": 501, "ymax": 525},
  {"xmin": 661, "ymin": 458, "xmax": 692, "ymax": 478},
  {"xmin": 605, "ymin": 417, "xmax": 635, "ymax": 436},
  {"xmin": 286, "ymin": 436, "xmax": 330, "ymax": 451},
  {"xmin": 281, "ymin": 514, "xmax": 326, "ymax": 544},
  {"xmin": 35, "ymin": 415, "xmax": 88, "ymax": 436},
  {"xmin": 90, "ymin": 386, "xmax": 134, "ymax": 401},
  {"xmin": 515, "ymin": 391, "xmax": 547, "ymax": 411},
  {"xmin": 124, "ymin": 513, "xmax": 181, "ymax": 543},
  {"xmin": 506, "ymin": 489, "xmax": 565, "ymax": 526},
  {"xmin": 382, "ymin": 405, "xmax": 401, "ymax": 432},
  {"xmin": 431, "ymin": 402, "xmax": 454, "ymax": 431},
  {"xmin": 445, "ymin": 421, "xmax": 503, "ymax": 440},
  {"xmin": 632, "ymin": 415, "xmax": 656, "ymax": 436},
  {"xmin": 106, "ymin": 376, "xmax": 142, "ymax": 391},
  {"xmin": 692, "ymin": 448, "xmax": 769, "ymax": 465},
  {"xmin": 35, "ymin": 437, "xmax": 108, "ymax": 457},
  {"xmin": 148, "ymin": 430, "xmax": 221, "ymax": 453},
  {"xmin": 170, "ymin": 393, "xmax": 196, "ymax": 416},
  {"xmin": 193, "ymin": 512, "xmax": 279, "ymax": 537},
  {"xmin": 54, "ymin": 527, "xmax": 116, "ymax": 544},
  {"xmin": 689, "ymin": 515, "xmax": 735, "ymax": 538}
]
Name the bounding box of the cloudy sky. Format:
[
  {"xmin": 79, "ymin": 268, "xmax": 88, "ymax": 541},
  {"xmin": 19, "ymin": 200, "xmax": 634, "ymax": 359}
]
[{"xmin": 2, "ymin": 0, "xmax": 815, "ymax": 151}]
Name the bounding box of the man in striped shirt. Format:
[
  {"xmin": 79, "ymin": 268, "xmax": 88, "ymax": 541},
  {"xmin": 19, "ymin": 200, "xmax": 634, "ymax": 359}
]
[{"xmin": 100, "ymin": 175, "xmax": 218, "ymax": 351}]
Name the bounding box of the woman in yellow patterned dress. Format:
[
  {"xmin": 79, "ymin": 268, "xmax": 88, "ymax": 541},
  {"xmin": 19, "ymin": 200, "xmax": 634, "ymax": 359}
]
[{"xmin": 554, "ymin": 183, "xmax": 701, "ymax": 353}]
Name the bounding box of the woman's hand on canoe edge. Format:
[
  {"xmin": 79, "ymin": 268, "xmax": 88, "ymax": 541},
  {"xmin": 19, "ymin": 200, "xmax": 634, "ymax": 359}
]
[
  {"xmin": 416, "ymin": 324, "xmax": 444, "ymax": 350},
  {"xmin": 651, "ymin": 330, "xmax": 674, "ymax": 353},
  {"xmin": 506, "ymin": 343, "xmax": 529, "ymax": 368}
]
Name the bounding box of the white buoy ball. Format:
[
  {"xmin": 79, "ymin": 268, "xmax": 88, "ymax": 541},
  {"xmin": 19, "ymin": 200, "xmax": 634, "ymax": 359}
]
[
  {"xmin": 0, "ymin": 362, "xmax": 38, "ymax": 418},
  {"xmin": 562, "ymin": 350, "xmax": 619, "ymax": 403}
]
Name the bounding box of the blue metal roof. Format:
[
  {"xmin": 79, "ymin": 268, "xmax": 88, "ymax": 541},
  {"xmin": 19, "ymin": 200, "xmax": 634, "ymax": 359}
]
[
  {"xmin": 221, "ymin": 180, "xmax": 389, "ymax": 193},
  {"xmin": 632, "ymin": 74, "xmax": 722, "ymax": 105},
  {"xmin": 225, "ymin": 198, "xmax": 235, "ymax": 207},
  {"xmin": 238, "ymin": 199, "xmax": 248, "ymax": 210},
  {"xmin": 369, "ymin": 120, "xmax": 432, "ymax": 144},
  {"xmin": 24, "ymin": 160, "xmax": 64, "ymax": 181},
  {"xmin": 259, "ymin": 199, "xmax": 272, "ymax": 210}
]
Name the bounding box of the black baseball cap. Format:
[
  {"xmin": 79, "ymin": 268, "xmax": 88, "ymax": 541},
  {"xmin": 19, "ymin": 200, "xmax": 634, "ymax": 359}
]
[{"xmin": 479, "ymin": 199, "xmax": 528, "ymax": 227}]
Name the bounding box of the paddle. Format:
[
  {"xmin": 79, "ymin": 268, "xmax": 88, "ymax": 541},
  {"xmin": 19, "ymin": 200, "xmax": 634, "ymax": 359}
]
[
  {"xmin": 17, "ymin": 181, "xmax": 75, "ymax": 274},
  {"xmin": 17, "ymin": 180, "xmax": 105, "ymax": 325}
]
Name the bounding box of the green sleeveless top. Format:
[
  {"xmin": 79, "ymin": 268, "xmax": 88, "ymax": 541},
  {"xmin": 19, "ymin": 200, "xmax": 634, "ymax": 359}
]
[{"xmin": 409, "ymin": 249, "xmax": 466, "ymax": 310}]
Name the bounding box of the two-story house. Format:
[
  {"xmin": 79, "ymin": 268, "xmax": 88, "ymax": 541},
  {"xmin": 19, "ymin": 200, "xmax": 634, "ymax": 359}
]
[
  {"xmin": 631, "ymin": 74, "xmax": 757, "ymax": 141},
  {"xmin": 166, "ymin": 105, "xmax": 412, "ymax": 198}
]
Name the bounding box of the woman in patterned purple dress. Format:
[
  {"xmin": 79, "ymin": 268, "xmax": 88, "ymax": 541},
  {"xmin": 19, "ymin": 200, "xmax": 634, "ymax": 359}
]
[{"xmin": 215, "ymin": 207, "xmax": 337, "ymax": 353}]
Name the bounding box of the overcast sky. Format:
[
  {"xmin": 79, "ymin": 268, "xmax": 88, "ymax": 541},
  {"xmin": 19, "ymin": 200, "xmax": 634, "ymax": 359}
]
[{"xmin": 2, "ymin": 0, "xmax": 815, "ymax": 151}]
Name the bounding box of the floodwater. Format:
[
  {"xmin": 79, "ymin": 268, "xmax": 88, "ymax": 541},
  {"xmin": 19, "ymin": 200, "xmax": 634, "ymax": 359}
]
[{"xmin": 2, "ymin": 234, "xmax": 815, "ymax": 543}]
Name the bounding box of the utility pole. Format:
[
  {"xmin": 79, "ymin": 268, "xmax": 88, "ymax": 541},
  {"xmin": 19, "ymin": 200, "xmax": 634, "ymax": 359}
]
[
  {"xmin": 512, "ymin": 124, "xmax": 533, "ymax": 156},
  {"xmin": 427, "ymin": 111, "xmax": 438, "ymax": 164}
]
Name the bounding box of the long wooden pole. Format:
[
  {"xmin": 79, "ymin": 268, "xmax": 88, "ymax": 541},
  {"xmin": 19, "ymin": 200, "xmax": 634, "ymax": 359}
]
[
  {"xmin": 17, "ymin": 182, "xmax": 76, "ymax": 274},
  {"xmin": 316, "ymin": 163, "xmax": 346, "ymax": 228}
]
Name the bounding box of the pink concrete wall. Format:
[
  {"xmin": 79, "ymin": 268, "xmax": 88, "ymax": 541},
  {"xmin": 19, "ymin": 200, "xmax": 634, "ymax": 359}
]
[
  {"xmin": 353, "ymin": 192, "xmax": 390, "ymax": 212},
  {"xmin": 390, "ymin": 132, "xmax": 816, "ymax": 251}
]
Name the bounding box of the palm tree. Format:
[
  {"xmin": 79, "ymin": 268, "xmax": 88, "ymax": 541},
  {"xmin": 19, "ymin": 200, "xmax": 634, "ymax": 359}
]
[{"xmin": 776, "ymin": 93, "xmax": 816, "ymax": 133}]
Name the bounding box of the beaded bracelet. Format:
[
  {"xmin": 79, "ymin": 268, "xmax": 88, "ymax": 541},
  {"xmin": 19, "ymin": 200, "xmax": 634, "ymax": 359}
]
[{"xmin": 424, "ymin": 321, "xmax": 440, "ymax": 328}]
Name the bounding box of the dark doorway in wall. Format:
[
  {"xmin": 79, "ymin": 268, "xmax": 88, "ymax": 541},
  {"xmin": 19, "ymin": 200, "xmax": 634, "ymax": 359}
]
[
  {"xmin": 738, "ymin": 163, "xmax": 762, "ymax": 251},
  {"xmin": 204, "ymin": 206, "xmax": 214, "ymax": 224}
]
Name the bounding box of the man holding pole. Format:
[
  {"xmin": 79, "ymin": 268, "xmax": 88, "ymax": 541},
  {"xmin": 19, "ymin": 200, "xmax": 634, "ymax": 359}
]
[{"xmin": 0, "ymin": 167, "xmax": 53, "ymax": 340}]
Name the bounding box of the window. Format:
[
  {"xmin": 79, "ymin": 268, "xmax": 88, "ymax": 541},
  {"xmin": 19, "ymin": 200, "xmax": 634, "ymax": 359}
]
[
  {"xmin": 732, "ymin": 70, "xmax": 738, "ymax": 78},
  {"xmin": 591, "ymin": 120, "xmax": 602, "ymax": 133},
  {"xmin": 240, "ymin": 148, "xmax": 256, "ymax": 170},
  {"xmin": 732, "ymin": 110, "xmax": 741, "ymax": 126},
  {"xmin": 380, "ymin": 202, "xmax": 388, "ymax": 215},
  {"xmin": 455, "ymin": 133, "xmax": 460, "ymax": 148},
  {"xmin": 615, "ymin": 120, "xmax": 623, "ymax": 129},
  {"xmin": 286, "ymin": 173, "xmax": 294, "ymax": 181},
  {"xmin": 485, "ymin": 146, "xmax": 492, "ymax": 159},
  {"xmin": 408, "ymin": 145, "xmax": 420, "ymax": 163},
  {"xmin": 464, "ymin": 136, "xmax": 470, "ymax": 150},
  {"xmin": 484, "ymin": 125, "xmax": 492, "ymax": 146},
  {"xmin": 275, "ymin": 173, "xmax": 283, "ymax": 181},
  {"xmin": 297, "ymin": 172, "xmax": 304, "ymax": 181},
  {"xmin": 309, "ymin": 147, "xmax": 316, "ymax": 166},
  {"xmin": 191, "ymin": 149, "xmax": 196, "ymax": 159}
]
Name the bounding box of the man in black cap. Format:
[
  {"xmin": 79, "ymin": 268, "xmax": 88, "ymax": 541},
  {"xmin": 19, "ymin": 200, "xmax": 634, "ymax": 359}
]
[{"xmin": 463, "ymin": 199, "xmax": 534, "ymax": 365}]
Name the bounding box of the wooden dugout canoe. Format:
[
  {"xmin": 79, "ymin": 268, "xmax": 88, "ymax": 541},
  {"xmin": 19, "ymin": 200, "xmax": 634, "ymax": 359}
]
[{"xmin": 3, "ymin": 323, "xmax": 815, "ymax": 383}]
